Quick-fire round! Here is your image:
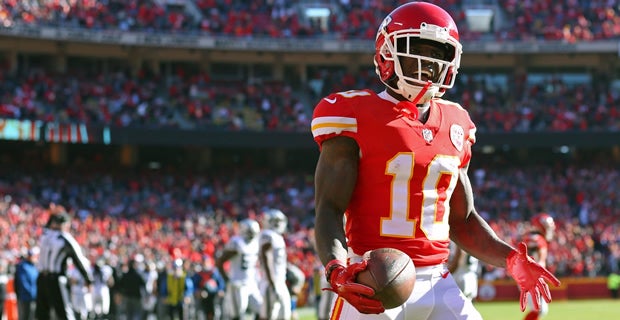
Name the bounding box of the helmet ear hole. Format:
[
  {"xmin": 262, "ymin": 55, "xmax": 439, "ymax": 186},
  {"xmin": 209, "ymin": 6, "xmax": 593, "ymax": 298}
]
[
  {"xmin": 380, "ymin": 61, "xmax": 394, "ymax": 81},
  {"xmin": 375, "ymin": 53, "xmax": 394, "ymax": 82}
]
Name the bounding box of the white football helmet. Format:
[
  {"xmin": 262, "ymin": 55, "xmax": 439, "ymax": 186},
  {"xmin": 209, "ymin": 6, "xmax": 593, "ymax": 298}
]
[
  {"xmin": 239, "ymin": 218, "xmax": 260, "ymax": 242},
  {"xmin": 263, "ymin": 209, "xmax": 288, "ymax": 234}
]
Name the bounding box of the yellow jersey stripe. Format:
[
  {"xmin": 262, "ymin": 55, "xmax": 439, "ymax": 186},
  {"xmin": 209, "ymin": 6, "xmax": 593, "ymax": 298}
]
[
  {"xmin": 311, "ymin": 116, "xmax": 357, "ymax": 137},
  {"xmin": 330, "ymin": 296, "xmax": 344, "ymax": 320}
]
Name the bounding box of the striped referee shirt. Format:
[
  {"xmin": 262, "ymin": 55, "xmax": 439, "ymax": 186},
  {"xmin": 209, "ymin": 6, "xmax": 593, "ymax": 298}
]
[{"xmin": 37, "ymin": 228, "xmax": 93, "ymax": 283}]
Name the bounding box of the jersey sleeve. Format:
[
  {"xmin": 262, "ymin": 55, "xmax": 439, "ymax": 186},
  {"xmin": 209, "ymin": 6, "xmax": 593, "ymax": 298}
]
[
  {"xmin": 310, "ymin": 92, "xmax": 358, "ymax": 148},
  {"xmin": 524, "ymin": 233, "xmax": 546, "ymax": 250},
  {"xmin": 224, "ymin": 237, "xmax": 241, "ymax": 251},
  {"xmin": 460, "ymin": 105, "xmax": 477, "ymax": 168},
  {"xmin": 259, "ymin": 231, "xmax": 274, "ymax": 247}
]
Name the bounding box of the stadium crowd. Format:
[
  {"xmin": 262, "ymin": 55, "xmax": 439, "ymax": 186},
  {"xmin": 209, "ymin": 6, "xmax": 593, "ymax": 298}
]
[
  {"xmin": 2, "ymin": 1, "xmax": 620, "ymax": 132},
  {"xmin": 0, "ymin": 163, "xmax": 618, "ymax": 281},
  {"xmin": 2, "ymin": 0, "xmax": 620, "ymax": 42},
  {"xmin": 0, "ymin": 162, "xmax": 618, "ymax": 317},
  {"xmin": 0, "ymin": 65, "xmax": 308, "ymax": 131},
  {"xmin": 2, "ymin": 64, "xmax": 620, "ymax": 132}
]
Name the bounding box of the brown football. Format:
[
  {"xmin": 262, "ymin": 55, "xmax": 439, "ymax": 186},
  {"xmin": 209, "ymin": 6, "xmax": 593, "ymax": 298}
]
[{"xmin": 355, "ymin": 247, "xmax": 416, "ymax": 309}]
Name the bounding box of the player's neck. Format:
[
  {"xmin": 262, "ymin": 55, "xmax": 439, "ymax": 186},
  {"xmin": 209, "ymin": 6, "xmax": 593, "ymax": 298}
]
[{"xmin": 417, "ymin": 103, "xmax": 430, "ymax": 123}]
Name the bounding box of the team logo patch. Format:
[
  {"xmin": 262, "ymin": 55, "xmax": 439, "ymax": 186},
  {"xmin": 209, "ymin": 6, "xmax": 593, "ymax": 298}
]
[
  {"xmin": 422, "ymin": 129, "xmax": 433, "ymax": 143},
  {"xmin": 450, "ymin": 124, "xmax": 464, "ymax": 151}
]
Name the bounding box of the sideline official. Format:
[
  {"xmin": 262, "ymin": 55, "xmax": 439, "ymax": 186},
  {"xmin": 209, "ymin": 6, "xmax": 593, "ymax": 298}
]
[{"xmin": 35, "ymin": 212, "xmax": 93, "ymax": 320}]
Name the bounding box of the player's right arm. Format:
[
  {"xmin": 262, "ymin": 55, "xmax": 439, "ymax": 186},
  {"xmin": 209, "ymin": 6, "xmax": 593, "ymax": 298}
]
[
  {"xmin": 311, "ymin": 92, "xmax": 361, "ymax": 266},
  {"xmin": 312, "ymin": 92, "xmax": 384, "ymax": 314},
  {"xmin": 313, "ymin": 135, "xmax": 358, "ymax": 266}
]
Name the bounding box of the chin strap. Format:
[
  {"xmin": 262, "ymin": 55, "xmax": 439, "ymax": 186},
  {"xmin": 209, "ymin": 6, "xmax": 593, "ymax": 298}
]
[
  {"xmin": 409, "ymin": 81, "xmax": 433, "ymax": 105},
  {"xmin": 392, "ymin": 81, "xmax": 432, "ymax": 121}
]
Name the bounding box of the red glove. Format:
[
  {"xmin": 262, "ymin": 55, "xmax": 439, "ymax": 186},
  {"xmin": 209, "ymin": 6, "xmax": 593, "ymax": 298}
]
[
  {"xmin": 324, "ymin": 259, "xmax": 385, "ymax": 314},
  {"xmin": 506, "ymin": 242, "xmax": 561, "ymax": 312}
]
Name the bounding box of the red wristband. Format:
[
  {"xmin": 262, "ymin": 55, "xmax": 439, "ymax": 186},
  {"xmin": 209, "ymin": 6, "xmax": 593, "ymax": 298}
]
[{"xmin": 325, "ymin": 259, "xmax": 346, "ymax": 282}]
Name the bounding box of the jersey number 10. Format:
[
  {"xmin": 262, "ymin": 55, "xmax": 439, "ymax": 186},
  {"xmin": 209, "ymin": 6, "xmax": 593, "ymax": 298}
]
[{"xmin": 380, "ymin": 152, "xmax": 460, "ymax": 240}]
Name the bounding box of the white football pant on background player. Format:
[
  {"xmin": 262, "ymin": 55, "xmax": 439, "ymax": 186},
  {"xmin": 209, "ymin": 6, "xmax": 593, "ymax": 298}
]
[
  {"xmin": 217, "ymin": 219, "xmax": 263, "ymax": 320},
  {"xmin": 260, "ymin": 209, "xmax": 291, "ymax": 320}
]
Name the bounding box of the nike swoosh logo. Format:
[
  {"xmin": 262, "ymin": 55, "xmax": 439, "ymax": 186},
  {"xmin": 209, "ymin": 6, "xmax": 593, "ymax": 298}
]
[{"xmin": 323, "ymin": 97, "xmax": 337, "ymax": 104}]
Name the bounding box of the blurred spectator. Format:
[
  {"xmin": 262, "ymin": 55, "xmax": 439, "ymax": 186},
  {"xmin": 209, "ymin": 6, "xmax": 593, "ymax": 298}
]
[
  {"xmin": 609, "ymin": 267, "xmax": 620, "ymax": 299},
  {"xmin": 164, "ymin": 259, "xmax": 193, "ymax": 320},
  {"xmin": 107, "ymin": 256, "xmax": 123, "ymax": 320},
  {"xmin": 141, "ymin": 261, "xmax": 158, "ymax": 320},
  {"xmin": 156, "ymin": 261, "xmax": 169, "ymax": 320},
  {"xmin": 0, "ymin": 258, "xmax": 8, "ymax": 320},
  {"xmin": 15, "ymin": 247, "xmax": 39, "ymax": 320},
  {"xmin": 192, "ymin": 258, "xmax": 225, "ymax": 320},
  {"xmin": 68, "ymin": 260, "xmax": 93, "ymax": 320},
  {"xmin": 313, "ymin": 265, "xmax": 334, "ymax": 320},
  {"xmin": 119, "ymin": 257, "xmax": 146, "ymax": 320},
  {"xmin": 91, "ymin": 258, "xmax": 114, "ymax": 320}
]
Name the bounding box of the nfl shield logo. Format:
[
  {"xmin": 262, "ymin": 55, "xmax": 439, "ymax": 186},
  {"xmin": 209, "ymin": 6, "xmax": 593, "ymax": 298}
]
[{"xmin": 422, "ymin": 129, "xmax": 433, "ymax": 143}]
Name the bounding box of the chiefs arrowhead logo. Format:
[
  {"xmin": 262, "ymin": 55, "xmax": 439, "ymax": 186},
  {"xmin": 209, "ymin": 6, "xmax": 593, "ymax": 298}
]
[{"xmin": 450, "ymin": 124, "xmax": 464, "ymax": 151}]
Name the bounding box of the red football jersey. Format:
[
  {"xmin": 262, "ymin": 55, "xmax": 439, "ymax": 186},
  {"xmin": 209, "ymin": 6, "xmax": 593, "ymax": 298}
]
[
  {"xmin": 311, "ymin": 90, "xmax": 476, "ymax": 267},
  {"xmin": 523, "ymin": 232, "xmax": 548, "ymax": 266}
]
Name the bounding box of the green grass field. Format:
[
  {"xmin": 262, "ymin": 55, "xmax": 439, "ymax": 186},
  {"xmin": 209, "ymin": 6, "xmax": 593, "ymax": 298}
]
[{"xmin": 297, "ymin": 299, "xmax": 620, "ymax": 319}]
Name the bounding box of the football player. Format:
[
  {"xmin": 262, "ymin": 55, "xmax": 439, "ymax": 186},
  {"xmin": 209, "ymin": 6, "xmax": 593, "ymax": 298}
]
[
  {"xmin": 522, "ymin": 213, "xmax": 556, "ymax": 320},
  {"xmin": 311, "ymin": 2, "xmax": 561, "ymax": 319},
  {"xmin": 259, "ymin": 209, "xmax": 291, "ymax": 320},
  {"xmin": 448, "ymin": 241, "xmax": 480, "ymax": 301},
  {"xmin": 216, "ymin": 218, "xmax": 263, "ymax": 320}
]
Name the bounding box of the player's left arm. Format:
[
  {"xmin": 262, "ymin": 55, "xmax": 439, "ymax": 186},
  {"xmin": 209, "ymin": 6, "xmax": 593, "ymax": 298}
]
[
  {"xmin": 449, "ymin": 164, "xmax": 514, "ymax": 267},
  {"xmin": 314, "ymin": 136, "xmax": 358, "ymax": 265},
  {"xmin": 449, "ymin": 163, "xmax": 560, "ymax": 311}
]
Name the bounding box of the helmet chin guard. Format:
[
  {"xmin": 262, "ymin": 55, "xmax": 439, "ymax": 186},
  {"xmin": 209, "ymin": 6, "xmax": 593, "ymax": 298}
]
[{"xmin": 394, "ymin": 79, "xmax": 438, "ymax": 105}]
